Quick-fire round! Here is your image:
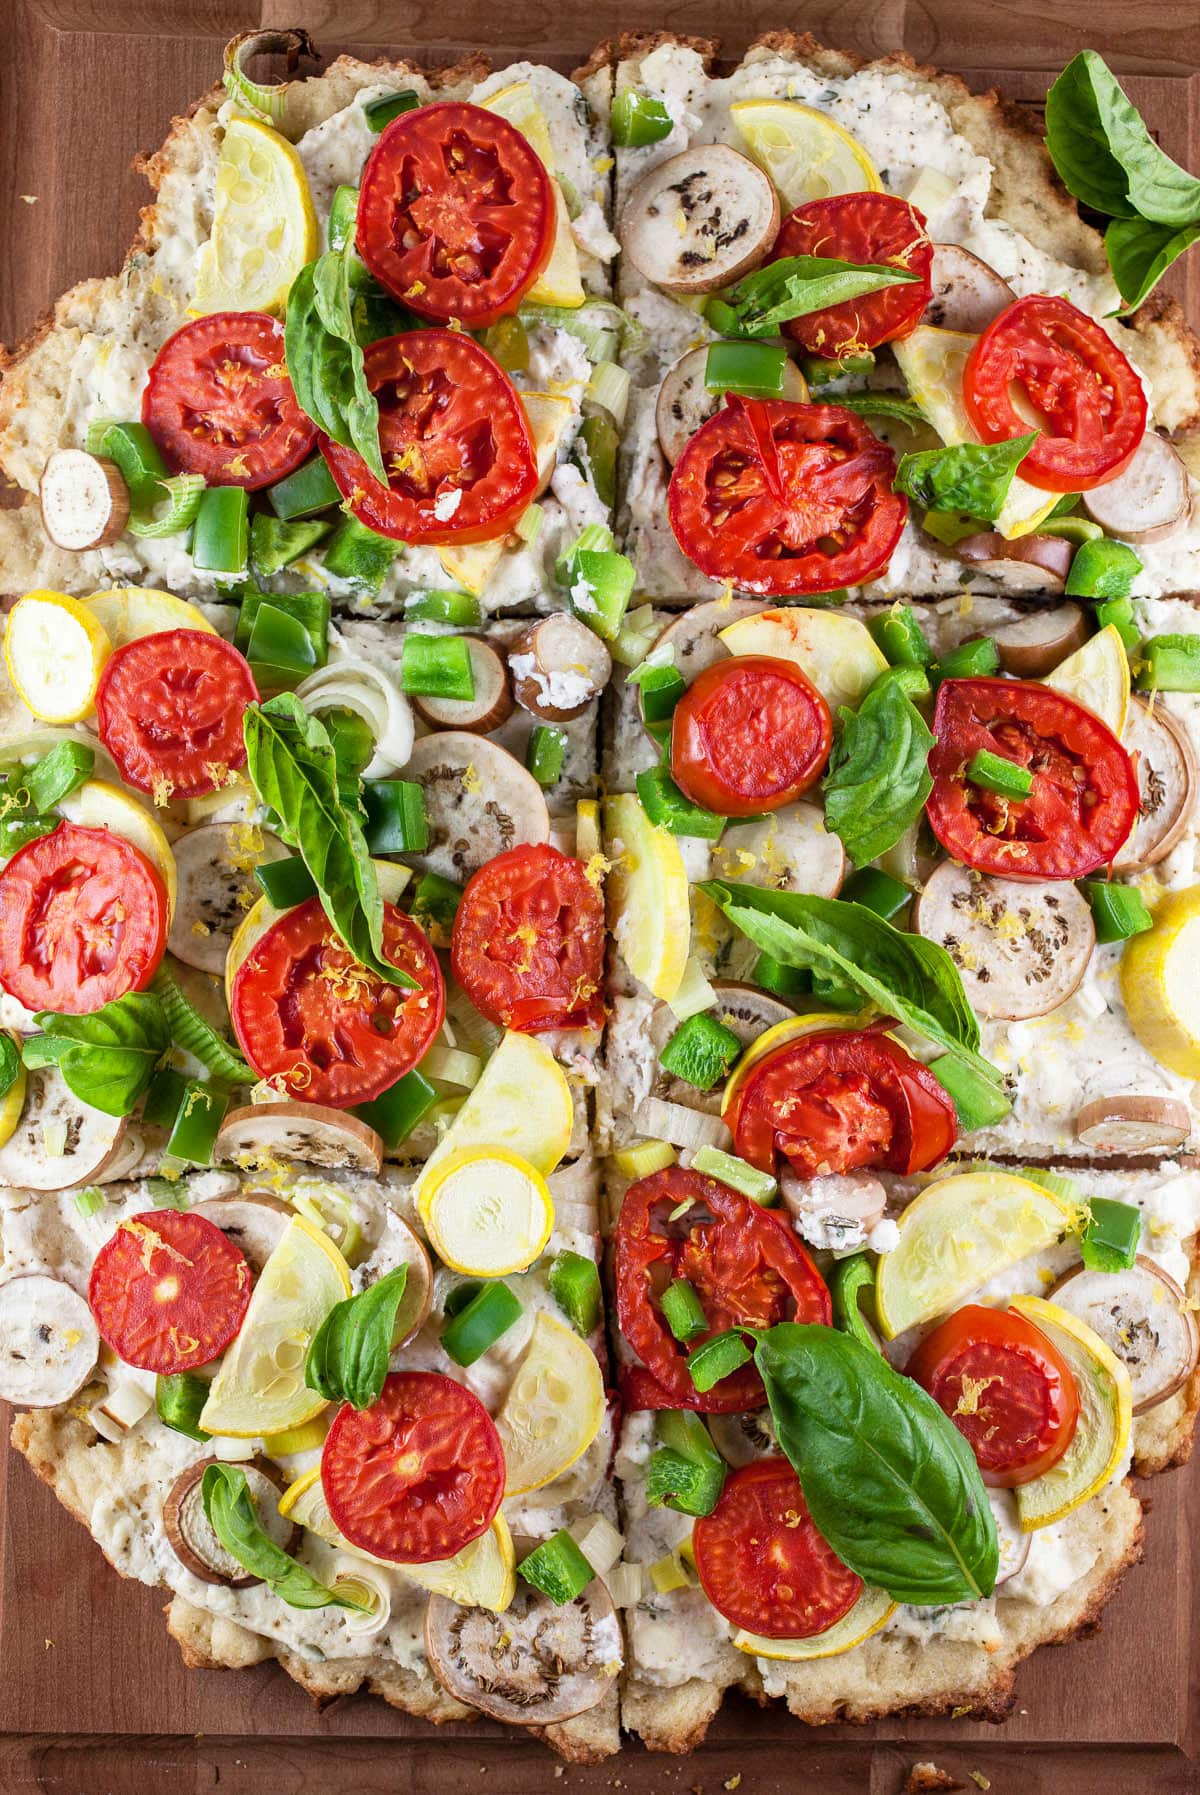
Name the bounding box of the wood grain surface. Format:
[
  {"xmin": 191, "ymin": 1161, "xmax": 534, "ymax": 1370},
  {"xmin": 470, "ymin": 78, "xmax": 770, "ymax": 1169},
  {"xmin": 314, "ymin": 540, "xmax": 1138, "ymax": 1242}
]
[{"xmin": 2, "ymin": 5, "xmax": 1200, "ymax": 1789}]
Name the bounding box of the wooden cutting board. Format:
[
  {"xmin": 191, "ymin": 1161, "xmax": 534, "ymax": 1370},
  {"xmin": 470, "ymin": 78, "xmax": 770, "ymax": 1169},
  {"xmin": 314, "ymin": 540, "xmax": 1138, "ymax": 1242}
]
[{"xmin": 2, "ymin": 5, "xmax": 1199, "ymax": 1789}]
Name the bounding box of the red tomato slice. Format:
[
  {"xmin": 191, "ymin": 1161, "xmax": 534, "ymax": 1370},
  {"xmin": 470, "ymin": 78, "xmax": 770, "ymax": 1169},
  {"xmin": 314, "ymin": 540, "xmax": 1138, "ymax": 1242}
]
[
  {"xmin": 926, "ymin": 677, "xmax": 1140, "ymax": 880},
  {"xmin": 231, "ymin": 897, "xmax": 445, "ymax": 1108},
  {"xmin": 450, "ymin": 843, "xmax": 606, "ymax": 1032},
  {"xmin": 321, "ymin": 331, "xmax": 538, "ymax": 544},
  {"xmin": 668, "ymin": 399, "xmax": 906, "ymax": 596},
  {"xmin": 693, "ymin": 1458, "xmax": 862, "ymax": 1637},
  {"xmin": 963, "ymin": 295, "xmax": 1148, "ymax": 492},
  {"xmin": 906, "ymin": 1303, "xmax": 1080, "ymax": 1487},
  {"xmin": 88, "ymin": 1210, "xmax": 251, "ymax": 1374},
  {"xmin": 94, "ymin": 629, "xmax": 258, "ymax": 802},
  {"xmin": 773, "ymin": 193, "xmax": 933, "ymax": 355},
  {"xmin": 142, "ymin": 313, "xmax": 316, "ymax": 489},
  {"xmin": 615, "ymin": 1167, "xmax": 830, "ymax": 1413},
  {"xmin": 322, "ymin": 1370, "xmax": 505, "ymax": 1562},
  {"xmin": 727, "ymin": 1029, "xmax": 957, "ymax": 1180},
  {"xmin": 0, "ymin": 821, "xmax": 167, "ymax": 1016},
  {"xmin": 669, "ymin": 654, "xmax": 832, "ymax": 816},
  {"xmin": 356, "ymin": 101, "xmax": 555, "ymax": 326}
]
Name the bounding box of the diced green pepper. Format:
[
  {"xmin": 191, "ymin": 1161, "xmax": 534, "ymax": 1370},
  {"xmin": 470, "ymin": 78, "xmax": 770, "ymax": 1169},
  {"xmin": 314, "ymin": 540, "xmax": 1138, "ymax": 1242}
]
[
  {"xmin": 404, "ymin": 589, "xmax": 484, "ymax": 627},
  {"xmin": 1096, "ymin": 597, "xmax": 1141, "ymax": 660},
  {"xmin": 840, "ymin": 867, "xmax": 911, "ymax": 921},
  {"xmin": 800, "ymin": 351, "xmax": 875, "ymax": 386},
  {"xmin": 635, "ymin": 763, "xmax": 725, "ymax": 840},
  {"xmin": 166, "ymin": 1081, "xmax": 228, "ymax": 1165},
  {"xmin": 548, "ymin": 1251, "xmax": 603, "ymax": 1336},
  {"xmin": 577, "ymin": 411, "xmax": 618, "ymax": 509},
  {"xmin": 752, "ymin": 953, "xmax": 812, "ymax": 998},
  {"xmin": 86, "ymin": 420, "xmax": 168, "ymax": 507},
  {"xmin": 249, "ymin": 514, "xmax": 330, "ymax": 578},
  {"xmin": 236, "ymin": 587, "xmax": 330, "ymax": 674},
  {"xmin": 322, "ymin": 515, "xmax": 402, "ymax": 591},
  {"xmin": 246, "ymin": 601, "xmax": 320, "ymax": 686},
  {"xmin": 686, "ymin": 1328, "xmax": 752, "ymax": 1393},
  {"xmin": 690, "ymin": 1144, "xmax": 777, "ymax": 1205},
  {"xmin": 156, "ymin": 1372, "xmax": 212, "ymax": 1442},
  {"xmin": 142, "ymin": 1065, "xmax": 188, "ymax": 1131},
  {"xmin": 932, "ymin": 638, "xmax": 1001, "ymax": 684},
  {"xmin": 323, "ymin": 706, "xmax": 376, "ymax": 780},
  {"xmin": 1078, "ymin": 878, "xmax": 1153, "ymax": 943},
  {"xmin": 660, "ymin": 1278, "xmax": 708, "ymax": 1343},
  {"xmin": 363, "ymin": 89, "xmax": 420, "ymax": 131},
  {"xmin": 268, "ymin": 455, "xmax": 342, "ymax": 520},
  {"xmin": 353, "ymin": 1067, "xmax": 438, "ymax": 1147},
  {"xmin": 1064, "ymin": 538, "xmax": 1143, "ymax": 600},
  {"xmin": 704, "ymin": 340, "xmax": 788, "ymax": 399},
  {"xmin": 192, "ymin": 486, "xmax": 249, "ymax": 575},
  {"xmin": 24, "ymin": 741, "xmax": 93, "ymax": 812},
  {"xmin": 527, "ymin": 725, "xmax": 567, "ymax": 788},
  {"xmin": 400, "ymin": 634, "xmax": 475, "ymax": 701},
  {"xmin": 869, "ymin": 604, "xmax": 933, "ymax": 668},
  {"xmin": 636, "ymin": 666, "xmax": 687, "ymax": 741},
  {"xmin": 830, "ymin": 1253, "xmax": 881, "ymax": 1353},
  {"xmin": 410, "ymin": 871, "xmax": 463, "ymax": 942},
  {"xmin": 328, "ymin": 183, "xmax": 360, "ymax": 253},
  {"xmin": 1081, "ymin": 1197, "xmax": 1141, "ymax": 1273},
  {"xmin": 658, "ymin": 1013, "xmax": 742, "ymax": 1090},
  {"xmin": 518, "ymin": 1529, "xmax": 594, "ymax": 1604},
  {"xmin": 362, "ymin": 779, "xmax": 430, "ymax": 854},
  {"xmin": 928, "ymin": 1055, "xmax": 1011, "ymax": 1130},
  {"xmin": 610, "ymin": 89, "xmax": 673, "ymax": 147},
  {"xmin": 441, "ymin": 1280, "xmax": 523, "ymax": 1366},
  {"xmin": 1136, "ymin": 635, "xmax": 1200, "ymax": 692},
  {"xmin": 967, "ymin": 749, "xmax": 1034, "ymax": 800},
  {"xmin": 256, "ymin": 855, "xmax": 318, "ymax": 909},
  {"xmin": 869, "ymin": 664, "xmax": 930, "ymax": 705},
  {"xmin": 646, "ymin": 1410, "xmax": 726, "ymax": 1516}
]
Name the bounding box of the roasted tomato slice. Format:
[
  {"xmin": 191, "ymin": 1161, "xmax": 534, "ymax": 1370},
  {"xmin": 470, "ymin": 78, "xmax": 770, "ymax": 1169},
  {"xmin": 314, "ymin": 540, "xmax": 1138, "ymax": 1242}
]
[
  {"xmin": 963, "ymin": 295, "xmax": 1148, "ymax": 492},
  {"xmin": 693, "ymin": 1458, "xmax": 862, "ymax": 1637},
  {"xmin": 615, "ymin": 1166, "xmax": 830, "ymax": 1413},
  {"xmin": 0, "ymin": 821, "xmax": 168, "ymax": 1015},
  {"xmin": 141, "ymin": 312, "xmax": 316, "ymax": 489},
  {"xmin": 95, "ymin": 630, "xmax": 258, "ymax": 802},
  {"xmin": 356, "ymin": 101, "xmax": 555, "ymax": 326},
  {"xmin": 322, "ymin": 1370, "xmax": 506, "ymax": 1562},
  {"xmin": 88, "ymin": 1210, "xmax": 252, "ymax": 1374},
  {"xmin": 321, "ymin": 330, "xmax": 538, "ymax": 544},
  {"xmin": 451, "ymin": 843, "xmax": 606, "ymax": 1032},
  {"xmin": 907, "ymin": 1304, "xmax": 1080, "ymax": 1487},
  {"xmin": 727, "ymin": 1028, "xmax": 958, "ymax": 1180},
  {"xmin": 668, "ymin": 399, "xmax": 906, "ymax": 596},
  {"xmin": 231, "ymin": 897, "xmax": 445, "ymax": 1108},
  {"xmin": 670, "ymin": 654, "xmax": 832, "ymax": 816},
  {"xmin": 774, "ymin": 193, "xmax": 933, "ymax": 356},
  {"xmin": 926, "ymin": 677, "xmax": 1140, "ymax": 881}
]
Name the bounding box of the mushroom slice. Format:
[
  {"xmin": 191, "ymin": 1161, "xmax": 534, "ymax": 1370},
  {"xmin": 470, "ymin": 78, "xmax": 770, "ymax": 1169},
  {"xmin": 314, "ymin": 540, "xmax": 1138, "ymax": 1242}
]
[
  {"xmin": 163, "ymin": 1456, "xmax": 297, "ymax": 1587},
  {"xmin": 708, "ymin": 1407, "xmax": 777, "ymax": 1467},
  {"xmin": 508, "ymin": 616, "xmax": 612, "ymax": 722},
  {"xmin": 988, "ymin": 1487, "xmax": 1030, "ymax": 1585},
  {"xmin": 0, "ymin": 1273, "xmax": 100, "ymax": 1406},
  {"xmin": 924, "ymin": 246, "xmax": 1015, "ymax": 333},
  {"xmin": 1074, "ymin": 1094, "xmax": 1191, "ymax": 1154},
  {"xmin": 621, "ymin": 147, "xmax": 780, "ymax": 294},
  {"xmin": 646, "ymin": 597, "xmax": 767, "ymax": 685},
  {"xmin": 655, "ymin": 346, "xmax": 808, "ymax": 466},
  {"xmin": 400, "ymin": 732, "xmax": 550, "ymax": 882},
  {"xmin": 1050, "ymin": 1256, "xmax": 1199, "ymax": 1414},
  {"xmin": 914, "ymin": 862, "xmax": 1095, "ymax": 1022},
  {"xmin": 1083, "ymin": 431, "xmax": 1191, "ymax": 542},
  {"xmin": 215, "ymin": 1102, "xmax": 384, "ymax": 1174},
  {"xmin": 167, "ymin": 822, "xmax": 288, "ymax": 976},
  {"xmin": 711, "ymin": 804, "xmax": 845, "ymax": 900},
  {"xmin": 411, "ymin": 638, "xmax": 514, "ymax": 735},
  {"xmin": 354, "ymin": 1206, "xmax": 432, "ymax": 1346},
  {"xmin": 0, "ymin": 1066, "xmax": 127, "ymax": 1193},
  {"xmin": 190, "ymin": 1193, "xmax": 292, "ymax": 1273},
  {"xmin": 955, "ymin": 533, "xmax": 1073, "ymax": 591},
  {"xmin": 1113, "ymin": 697, "xmax": 1196, "ymax": 874},
  {"xmin": 992, "ymin": 604, "xmax": 1087, "ymax": 678},
  {"xmin": 424, "ymin": 1580, "xmax": 621, "ymax": 1725},
  {"xmin": 779, "ymin": 1170, "xmax": 888, "ymax": 1250},
  {"xmin": 39, "ymin": 449, "xmax": 129, "ymax": 551}
]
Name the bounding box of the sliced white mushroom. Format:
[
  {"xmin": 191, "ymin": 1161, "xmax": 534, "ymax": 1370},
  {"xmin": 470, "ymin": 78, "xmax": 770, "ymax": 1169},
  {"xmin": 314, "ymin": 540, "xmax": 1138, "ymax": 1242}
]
[
  {"xmin": 923, "ymin": 246, "xmax": 1016, "ymax": 333},
  {"xmin": 0, "ymin": 1273, "xmax": 100, "ymax": 1406},
  {"xmin": 163, "ymin": 1456, "xmax": 297, "ymax": 1587},
  {"xmin": 955, "ymin": 532, "xmax": 1074, "ymax": 590},
  {"xmin": 655, "ymin": 346, "xmax": 809, "ymax": 466},
  {"xmin": 708, "ymin": 1407, "xmax": 778, "ymax": 1467},
  {"xmin": 0, "ymin": 1066, "xmax": 127, "ymax": 1193},
  {"xmin": 1113, "ymin": 697, "xmax": 1196, "ymax": 874},
  {"xmin": 992, "ymin": 604, "xmax": 1087, "ymax": 678},
  {"xmin": 39, "ymin": 449, "xmax": 129, "ymax": 552},
  {"xmin": 988, "ymin": 1487, "xmax": 1030, "ymax": 1585},
  {"xmin": 1074, "ymin": 1094, "xmax": 1191, "ymax": 1154},
  {"xmin": 400, "ymin": 732, "xmax": 550, "ymax": 882},
  {"xmin": 167, "ymin": 823, "xmax": 288, "ymax": 976},
  {"xmin": 354, "ymin": 1206, "xmax": 433, "ymax": 1347},
  {"xmin": 621, "ymin": 147, "xmax": 780, "ymax": 294},
  {"xmin": 914, "ymin": 862, "xmax": 1095, "ymax": 1022},
  {"xmin": 711, "ymin": 805, "xmax": 846, "ymax": 900},
  {"xmin": 1082, "ymin": 431, "xmax": 1191, "ymax": 542},
  {"xmin": 508, "ymin": 616, "xmax": 612, "ymax": 722},
  {"xmin": 779, "ymin": 1170, "xmax": 888, "ymax": 1251},
  {"xmin": 410, "ymin": 637, "xmax": 514, "ymax": 735},
  {"xmin": 214, "ymin": 1102, "xmax": 384, "ymax": 1175},
  {"xmin": 1050, "ymin": 1256, "xmax": 1199, "ymax": 1414},
  {"xmin": 424, "ymin": 1580, "xmax": 622, "ymax": 1725},
  {"xmin": 190, "ymin": 1192, "xmax": 292, "ymax": 1273}
]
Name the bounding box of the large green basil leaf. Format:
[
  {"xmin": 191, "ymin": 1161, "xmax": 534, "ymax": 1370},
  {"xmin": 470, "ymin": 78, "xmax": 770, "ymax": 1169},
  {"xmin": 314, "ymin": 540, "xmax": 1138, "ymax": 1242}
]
[
  {"xmin": 755, "ymin": 1324, "xmax": 999, "ymax": 1605},
  {"xmin": 1045, "ymin": 52, "xmax": 1200, "ymax": 228},
  {"xmin": 724, "ymin": 255, "xmax": 920, "ymax": 337},
  {"xmin": 304, "ymin": 1265, "xmax": 408, "ymax": 1409},
  {"xmin": 285, "ymin": 247, "xmax": 387, "ymax": 482},
  {"xmin": 894, "ymin": 434, "xmax": 1037, "ymax": 523},
  {"xmin": 201, "ymin": 1464, "xmax": 369, "ymax": 1610},
  {"xmin": 22, "ymin": 993, "xmax": 169, "ymax": 1117},
  {"xmin": 824, "ymin": 678, "xmax": 933, "ymax": 868},
  {"xmin": 242, "ymin": 694, "xmax": 415, "ymax": 988},
  {"xmin": 1105, "ymin": 215, "xmax": 1200, "ymax": 314}
]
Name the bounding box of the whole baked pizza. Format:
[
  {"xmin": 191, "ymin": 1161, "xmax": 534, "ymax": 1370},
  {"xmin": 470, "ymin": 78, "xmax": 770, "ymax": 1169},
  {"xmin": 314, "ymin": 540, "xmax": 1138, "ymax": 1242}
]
[{"xmin": 1, "ymin": 26, "xmax": 1200, "ymax": 1764}]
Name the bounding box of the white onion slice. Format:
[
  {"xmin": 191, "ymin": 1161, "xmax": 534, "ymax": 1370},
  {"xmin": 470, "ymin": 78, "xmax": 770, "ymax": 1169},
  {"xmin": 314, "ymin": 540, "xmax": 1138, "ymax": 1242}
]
[
  {"xmin": 295, "ymin": 657, "xmax": 414, "ymax": 777},
  {"xmin": 634, "ymin": 1096, "xmax": 732, "ymax": 1151}
]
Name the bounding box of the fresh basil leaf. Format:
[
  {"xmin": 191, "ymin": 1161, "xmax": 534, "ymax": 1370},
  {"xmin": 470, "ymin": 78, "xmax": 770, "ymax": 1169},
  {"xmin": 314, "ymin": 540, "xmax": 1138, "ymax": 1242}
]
[
  {"xmin": 755, "ymin": 1324, "xmax": 998, "ymax": 1606},
  {"xmin": 305, "ymin": 1265, "xmax": 408, "ymax": 1409},
  {"xmin": 1105, "ymin": 214, "xmax": 1200, "ymax": 313},
  {"xmin": 723, "ymin": 255, "xmax": 920, "ymax": 338},
  {"xmin": 285, "ymin": 248, "xmax": 387, "ymax": 483},
  {"xmin": 0, "ymin": 1031, "xmax": 21, "ymax": 1100},
  {"xmin": 836, "ymin": 393, "xmax": 928, "ymax": 429},
  {"xmin": 242, "ymin": 694, "xmax": 416, "ymax": 989},
  {"xmin": 22, "ymin": 993, "xmax": 169, "ymax": 1117},
  {"xmin": 894, "ymin": 433, "xmax": 1037, "ymax": 523},
  {"xmin": 1045, "ymin": 52, "xmax": 1200, "ymax": 228},
  {"xmin": 824, "ymin": 678, "xmax": 933, "ymax": 868},
  {"xmin": 201, "ymin": 1464, "xmax": 370, "ymax": 1611}
]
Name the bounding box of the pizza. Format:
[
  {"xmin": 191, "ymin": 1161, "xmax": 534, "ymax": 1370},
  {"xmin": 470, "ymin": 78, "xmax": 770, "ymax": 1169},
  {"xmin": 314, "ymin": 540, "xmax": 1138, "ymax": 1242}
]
[{"xmin": 1, "ymin": 25, "xmax": 1200, "ymax": 1766}]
